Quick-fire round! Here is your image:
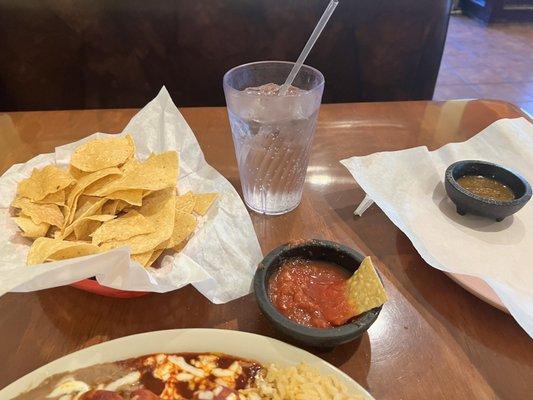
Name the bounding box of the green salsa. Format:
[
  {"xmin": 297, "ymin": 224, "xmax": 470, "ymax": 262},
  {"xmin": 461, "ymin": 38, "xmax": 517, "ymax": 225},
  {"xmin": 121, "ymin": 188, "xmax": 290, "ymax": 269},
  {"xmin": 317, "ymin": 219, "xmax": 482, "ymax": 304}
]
[{"xmin": 457, "ymin": 175, "xmax": 515, "ymax": 201}]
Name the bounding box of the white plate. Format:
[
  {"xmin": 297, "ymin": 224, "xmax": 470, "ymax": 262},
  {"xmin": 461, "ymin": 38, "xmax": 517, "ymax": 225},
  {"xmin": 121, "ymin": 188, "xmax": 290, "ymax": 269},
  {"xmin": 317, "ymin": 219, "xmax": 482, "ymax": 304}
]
[
  {"xmin": 0, "ymin": 329, "xmax": 374, "ymax": 399},
  {"xmin": 445, "ymin": 272, "xmax": 508, "ymax": 313}
]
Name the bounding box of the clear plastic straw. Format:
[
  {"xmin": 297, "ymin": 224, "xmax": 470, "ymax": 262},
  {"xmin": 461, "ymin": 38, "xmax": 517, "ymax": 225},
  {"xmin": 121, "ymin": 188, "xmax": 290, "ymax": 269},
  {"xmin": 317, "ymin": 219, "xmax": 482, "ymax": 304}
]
[{"xmin": 279, "ymin": 0, "xmax": 339, "ymax": 95}]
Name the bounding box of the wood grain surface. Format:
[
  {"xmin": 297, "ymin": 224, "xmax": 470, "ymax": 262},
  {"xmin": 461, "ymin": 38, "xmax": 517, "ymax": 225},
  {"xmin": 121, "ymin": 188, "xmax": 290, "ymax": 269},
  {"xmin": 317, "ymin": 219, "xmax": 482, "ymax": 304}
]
[{"xmin": 0, "ymin": 100, "xmax": 531, "ymax": 399}]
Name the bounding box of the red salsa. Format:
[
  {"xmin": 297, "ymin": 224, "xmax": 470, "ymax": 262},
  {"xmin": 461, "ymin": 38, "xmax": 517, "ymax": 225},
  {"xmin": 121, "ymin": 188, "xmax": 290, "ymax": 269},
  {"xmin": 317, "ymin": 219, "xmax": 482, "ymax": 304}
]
[{"xmin": 268, "ymin": 258, "xmax": 355, "ymax": 328}]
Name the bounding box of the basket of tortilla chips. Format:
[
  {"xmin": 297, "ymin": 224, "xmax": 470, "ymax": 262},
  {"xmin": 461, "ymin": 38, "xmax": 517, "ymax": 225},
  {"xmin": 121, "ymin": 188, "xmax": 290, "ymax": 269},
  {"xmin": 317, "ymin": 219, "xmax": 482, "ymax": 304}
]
[
  {"xmin": 10, "ymin": 135, "xmax": 217, "ymax": 297},
  {"xmin": 0, "ymin": 88, "xmax": 262, "ymax": 302}
]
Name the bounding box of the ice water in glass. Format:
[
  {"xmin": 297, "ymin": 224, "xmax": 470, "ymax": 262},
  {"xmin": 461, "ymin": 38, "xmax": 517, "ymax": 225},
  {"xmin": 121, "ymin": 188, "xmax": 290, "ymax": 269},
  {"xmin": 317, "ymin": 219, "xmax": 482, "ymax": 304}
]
[{"xmin": 223, "ymin": 62, "xmax": 324, "ymax": 215}]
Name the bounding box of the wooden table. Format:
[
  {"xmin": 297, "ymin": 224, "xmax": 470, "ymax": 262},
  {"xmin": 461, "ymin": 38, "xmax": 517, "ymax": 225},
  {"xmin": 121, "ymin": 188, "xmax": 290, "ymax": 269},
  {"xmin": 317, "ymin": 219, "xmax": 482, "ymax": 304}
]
[{"xmin": 0, "ymin": 100, "xmax": 531, "ymax": 399}]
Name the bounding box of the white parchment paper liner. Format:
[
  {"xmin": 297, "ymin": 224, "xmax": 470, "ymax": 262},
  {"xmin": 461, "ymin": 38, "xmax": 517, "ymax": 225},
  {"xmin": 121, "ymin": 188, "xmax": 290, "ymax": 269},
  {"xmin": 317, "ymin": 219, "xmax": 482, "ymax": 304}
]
[{"xmin": 341, "ymin": 118, "xmax": 533, "ymax": 336}]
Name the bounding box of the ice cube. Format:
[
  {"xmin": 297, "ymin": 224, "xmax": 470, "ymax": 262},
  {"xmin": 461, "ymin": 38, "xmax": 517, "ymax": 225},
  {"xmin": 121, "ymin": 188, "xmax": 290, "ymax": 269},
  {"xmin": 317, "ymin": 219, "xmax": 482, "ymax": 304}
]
[{"xmin": 244, "ymin": 83, "xmax": 306, "ymax": 96}]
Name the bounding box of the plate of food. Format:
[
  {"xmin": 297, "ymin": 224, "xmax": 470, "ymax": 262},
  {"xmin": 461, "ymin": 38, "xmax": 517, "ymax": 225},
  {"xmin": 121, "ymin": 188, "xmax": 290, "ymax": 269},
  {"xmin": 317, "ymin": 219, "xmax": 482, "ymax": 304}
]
[
  {"xmin": 0, "ymin": 88, "xmax": 262, "ymax": 303},
  {"xmin": 0, "ymin": 329, "xmax": 373, "ymax": 400}
]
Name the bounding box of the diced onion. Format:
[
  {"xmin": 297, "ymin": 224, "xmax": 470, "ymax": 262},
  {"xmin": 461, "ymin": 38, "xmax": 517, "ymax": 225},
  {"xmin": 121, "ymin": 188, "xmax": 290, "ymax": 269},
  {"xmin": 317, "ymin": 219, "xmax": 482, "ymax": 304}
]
[
  {"xmin": 47, "ymin": 379, "xmax": 90, "ymax": 398},
  {"xmin": 211, "ymin": 368, "xmax": 234, "ymax": 378},
  {"xmin": 197, "ymin": 391, "xmax": 214, "ymax": 400},
  {"xmin": 176, "ymin": 373, "xmax": 194, "ymax": 382},
  {"xmin": 104, "ymin": 371, "xmax": 140, "ymax": 391},
  {"xmin": 168, "ymin": 355, "xmax": 206, "ymax": 377}
]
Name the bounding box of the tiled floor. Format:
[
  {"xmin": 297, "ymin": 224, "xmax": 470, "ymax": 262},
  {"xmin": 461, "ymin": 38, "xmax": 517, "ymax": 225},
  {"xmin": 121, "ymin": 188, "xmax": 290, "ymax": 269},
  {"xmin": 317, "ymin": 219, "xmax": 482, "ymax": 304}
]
[{"xmin": 434, "ymin": 15, "xmax": 533, "ymax": 116}]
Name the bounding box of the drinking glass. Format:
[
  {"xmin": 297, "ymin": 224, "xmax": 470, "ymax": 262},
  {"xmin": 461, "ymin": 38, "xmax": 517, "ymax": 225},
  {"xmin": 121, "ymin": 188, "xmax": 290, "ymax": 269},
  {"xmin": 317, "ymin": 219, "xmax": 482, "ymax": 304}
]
[{"xmin": 223, "ymin": 61, "xmax": 324, "ymax": 215}]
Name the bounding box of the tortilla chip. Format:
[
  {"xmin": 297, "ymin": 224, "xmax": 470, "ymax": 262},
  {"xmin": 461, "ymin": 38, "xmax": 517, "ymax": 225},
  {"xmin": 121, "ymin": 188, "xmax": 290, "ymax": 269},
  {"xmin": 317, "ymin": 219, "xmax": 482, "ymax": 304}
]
[
  {"xmin": 91, "ymin": 210, "xmax": 155, "ymax": 245},
  {"xmin": 72, "ymin": 214, "xmax": 117, "ymax": 241},
  {"xmin": 14, "ymin": 215, "xmax": 50, "ymax": 238},
  {"xmin": 91, "ymin": 152, "xmax": 178, "ymax": 195},
  {"xmin": 116, "ymin": 200, "xmax": 130, "ymax": 213},
  {"xmin": 68, "ymin": 165, "xmax": 87, "ymax": 180},
  {"xmin": 63, "ymin": 198, "xmax": 107, "ymax": 238},
  {"xmin": 17, "ymin": 165, "xmax": 74, "ymax": 202},
  {"xmin": 63, "ymin": 233, "xmax": 76, "ymax": 241},
  {"xmin": 141, "ymin": 239, "xmax": 170, "ymax": 267},
  {"xmin": 27, "ymin": 237, "xmax": 100, "ymax": 265},
  {"xmin": 74, "ymin": 220, "xmax": 97, "ymax": 241},
  {"xmin": 101, "ymin": 199, "xmax": 119, "ymax": 215},
  {"xmin": 99, "ymin": 188, "xmax": 175, "ymax": 254},
  {"xmin": 73, "ymin": 196, "xmax": 105, "ymax": 221},
  {"xmin": 11, "ymin": 197, "xmax": 64, "ymax": 227},
  {"xmin": 173, "ymin": 239, "xmax": 189, "ymax": 252},
  {"xmin": 70, "ymin": 135, "xmax": 135, "ymax": 172},
  {"xmin": 167, "ymin": 211, "xmax": 197, "ymax": 248},
  {"xmin": 345, "ymin": 257, "xmax": 388, "ymax": 316},
  {"xmin": 83, "ymin": 173, "xmax": 122, "ymax": 196},
  {"xmin": 64, "ymin": 167, "xmax": 122, "ymax": 225},
  {"xmin": 131, "ymin": 250, "xmax": 153, "ymax": 267},
  {"xmin": 193, "ymin": 193, "xmax": 218, "ymax": 216},
  {"xmin": 131, "ymin": 237, "xmax": 167, "ymax": 267},
  {"xmin": 33, "ymin": 189, "xmax": 66, "ymax": 206},
  {"xmin": 105, "ymin": 189, "xmax": 143, "ymax": 206},
  {"xmin": 146, "ymin": 247, "xmax": 165, "ymax": 267},
  {"xmin": 175, "ymin": 191, "xmax": 196, "ymax": 213},
  {"xmin": 48, "ymin": 244, "xmax": 100, "ymax": 262},
  {"xmin": 13, "ymin": 139, "xmax": 219, "ymax": 268}
]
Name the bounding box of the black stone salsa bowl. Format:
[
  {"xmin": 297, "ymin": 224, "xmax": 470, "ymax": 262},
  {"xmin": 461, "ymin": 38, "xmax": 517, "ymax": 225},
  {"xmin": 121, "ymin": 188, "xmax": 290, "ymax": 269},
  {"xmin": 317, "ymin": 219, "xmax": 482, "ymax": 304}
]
[
  {"xmin": 254, "ymin": 239, "xmax": 383, "ymax": 347},
  {"xmin": 444, "ymin": 160, "xmax": 531, "ymax": 222}
]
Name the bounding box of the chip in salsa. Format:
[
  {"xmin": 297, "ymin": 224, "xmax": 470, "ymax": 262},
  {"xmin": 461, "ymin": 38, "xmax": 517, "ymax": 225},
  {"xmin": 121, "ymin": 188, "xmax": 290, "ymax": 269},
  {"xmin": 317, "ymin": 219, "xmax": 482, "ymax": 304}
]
[{"xmin": 268, "ymin": 256, "xmax": 387, "ymax": 328}]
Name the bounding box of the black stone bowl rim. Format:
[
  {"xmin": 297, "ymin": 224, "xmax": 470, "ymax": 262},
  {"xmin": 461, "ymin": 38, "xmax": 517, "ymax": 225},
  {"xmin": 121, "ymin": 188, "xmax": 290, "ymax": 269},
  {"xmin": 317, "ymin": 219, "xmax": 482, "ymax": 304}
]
[
  {"xmin": 445, "ymin": 160, "xmax": 532, "ymax": 206},
  {"xmin": 254, "ymin": 239, "xmax": 382, "ymax": 343}
]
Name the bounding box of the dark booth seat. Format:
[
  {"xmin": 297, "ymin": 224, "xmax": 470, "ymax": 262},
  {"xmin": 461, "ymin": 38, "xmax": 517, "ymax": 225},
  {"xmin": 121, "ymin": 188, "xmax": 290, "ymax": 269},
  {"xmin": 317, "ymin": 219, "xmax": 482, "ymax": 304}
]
[{"xmin": 0, "ymin": 0, "xmax": 452, "ymax": 111}]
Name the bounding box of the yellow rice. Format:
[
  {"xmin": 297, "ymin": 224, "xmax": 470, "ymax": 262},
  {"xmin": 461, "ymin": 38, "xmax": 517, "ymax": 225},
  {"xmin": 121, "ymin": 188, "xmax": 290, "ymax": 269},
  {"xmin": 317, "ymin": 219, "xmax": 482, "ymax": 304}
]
[{"xmin": 252, "ymin": 363, "xmax": 363, "ymax": 400}]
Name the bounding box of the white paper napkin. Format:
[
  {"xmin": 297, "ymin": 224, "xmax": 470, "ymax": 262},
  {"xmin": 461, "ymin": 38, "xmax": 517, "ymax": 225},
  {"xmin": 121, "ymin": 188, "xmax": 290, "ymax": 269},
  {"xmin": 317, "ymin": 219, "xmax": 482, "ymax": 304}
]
[
  {"xmin": 0, "ymin": 87, "xmax": 263, "ymax": 303},
  {"xmin": 341, "ymin": 117, "xmax": 533, "ymax": 337}
]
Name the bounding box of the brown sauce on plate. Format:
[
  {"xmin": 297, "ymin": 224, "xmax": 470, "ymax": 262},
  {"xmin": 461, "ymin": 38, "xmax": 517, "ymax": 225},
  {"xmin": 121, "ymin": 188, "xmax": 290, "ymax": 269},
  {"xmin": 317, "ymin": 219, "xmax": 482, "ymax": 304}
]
[
  {"xmin": 457, "ymin": 175, "xmax": 515, "ymax": 201},
  {"xmin": 12, "ymin": 353, "xmax": 263, "ymax": 400},
  {"xmin": 12, "ymin": 363, "xmax": 134, "ymax": 400}
]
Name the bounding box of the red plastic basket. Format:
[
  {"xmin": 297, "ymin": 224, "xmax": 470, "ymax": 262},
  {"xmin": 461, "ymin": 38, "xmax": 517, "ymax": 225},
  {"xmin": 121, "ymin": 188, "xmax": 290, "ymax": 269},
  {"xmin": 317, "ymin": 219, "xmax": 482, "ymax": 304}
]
[{"xmin": 70, "ymin": 279, "xmax": 148, "ymax": 298}]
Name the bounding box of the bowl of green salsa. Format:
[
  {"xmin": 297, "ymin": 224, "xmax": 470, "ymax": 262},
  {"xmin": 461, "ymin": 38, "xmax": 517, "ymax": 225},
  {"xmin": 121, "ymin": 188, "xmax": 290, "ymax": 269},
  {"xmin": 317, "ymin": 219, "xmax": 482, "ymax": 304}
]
[{"xmin": 445, "ymin": 160, "xmax": 531, "ymax": 221}]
